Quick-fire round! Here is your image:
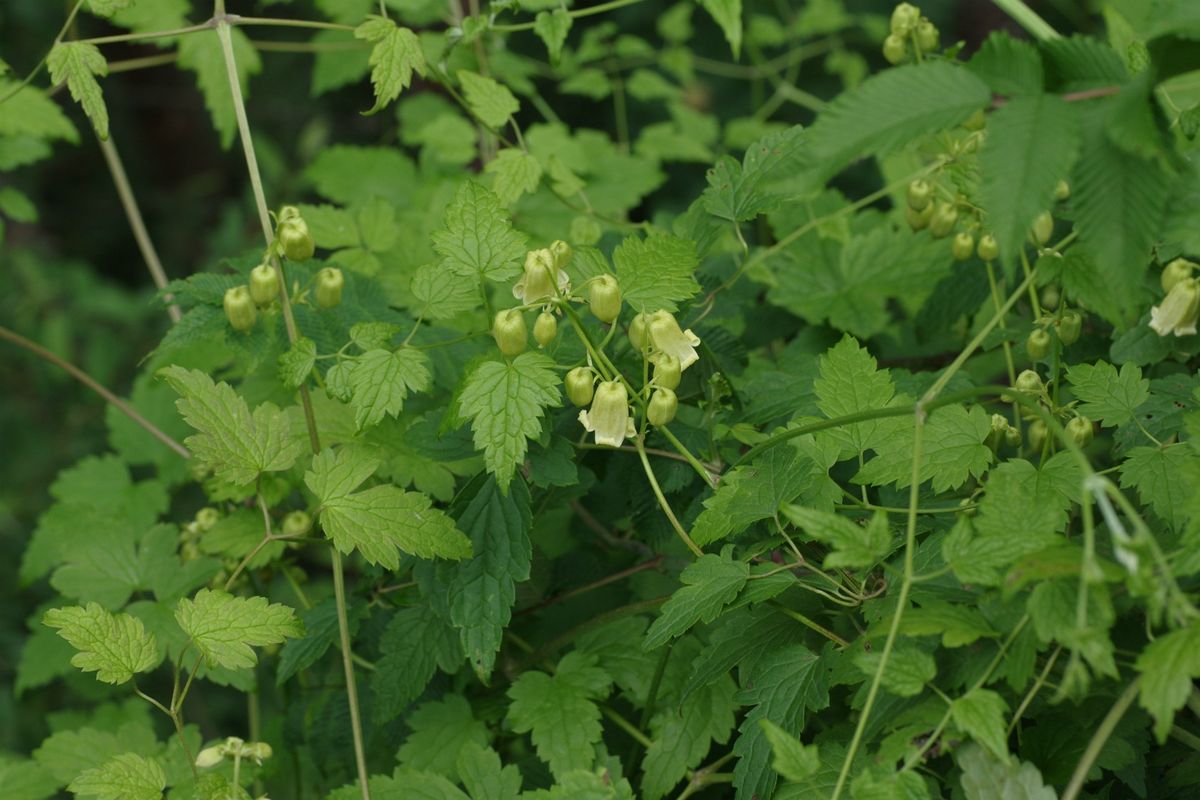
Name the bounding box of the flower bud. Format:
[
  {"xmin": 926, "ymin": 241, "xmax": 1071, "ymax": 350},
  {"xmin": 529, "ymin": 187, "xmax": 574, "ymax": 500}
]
[
  {"xmin": 647, "ymin": 388, "xmax": 679, "ymax": 427},
  {"xmin": 952, "ymin": 231, "xmax": 974, "ymax": 261},
  {"xmin": 977, "ymin": 234, "xmax": 999, "ymax": 261},
  {"xmin": 1015, "ymin": 369, "xmax": 1043, "ymax": 396},
  {"xmin": 533, "ymin": 311, "xmax": 558, "ymax": 348},
  {"xmin": 1031, "ymin": 211, "xmax": 1054, "ymax": 246},
  {"xmin": 245, "ymin": 742, "xmax": 273, "ymax": 764},
  {"xmin": 890, "ymin": 2, "xmax": 921, "ymax": 35},
  {"xmin": 195, "ymin": 745, "xmax": 225, "ymax": 769},
  {"xmin": 565, "ymin": 367, "xmax": 596, "ymax": 407},
  {"xmin": 578, "ymin": 380, "xmax": 632, "ymax": 447},
  {"xmin": 653, "ymin": 353, "xmax": 682, "ymax": 390},
  {"xmin": 1041, "ymin": 284, "xmax": 1060, "ymax": 311},
  {"xmin": 549, "ymin": 239, "xmax": 572, "ymax": 270},
  {"xmin": 907, "ymin": 180, "xmax": 932, "ymax": 211},
  {"xmin": 906, "ymin": 203, "xmax": 933, "ymax": 231},
  {"xmin": 1066, "ymin": 415, "xmax": 1094, "ymax": 448},
  {"xmin": 648, "ymin": 310, "xmax": 701, "ymax": 370},
  {"xmin": 224, "ymin": 286, "xmax": 257, "ymax": 332},
  {"xmin": 1004, "ymin": 425, "xmax": 1022, "ymax": 448},
  {"xmin": 589, "ymin": 275, "xmax": 622, "ymax": 323},
  {"xmin": 629, "ymin": 313, "xmax": 650, "ymax": 351},
  {"xmin": 1026, "ymin": 328, "xmax": 1051, "ymax": 360},
  {"xmin": 1027, "ymin": 419, "xmax": 1047, "ymax": 452},
  {"xmin": 277, "ymin": 212, "xmax": 315, "ymax": 262},
  {"xmin": 1055, "ymin": 180, "xmax": 1071, "ymax": 201},
  {"xmin": 1161, "ymin": 258, "xmax": 1195, "ymax": 293},
  {"xmin": 281, "ymin": 510, "xmax": 311, "ymax": 537},
  {"xmin": 195, "ymin": 507, "xmax": 220, "ymax": 531},
  {"xmin": 1056, "ymin": 310, "xmax": 1082, "ymax": 346},
  {"xmin": 962, "ymin": 109, "xmax": 987, "ymax": 131},
  {"xmin": 249, "ymin": 262, "xmax": 279, "ymax": 306},
  {"xmin": 1149, "ymin": 277, "xmax": 1200, "ymax": 337},
  {"xmin": 314, "ymin": 267, "xmax": 344, "ymax": 309},
  {"xmin": 883, "ymin": 34, "xmax": 908, "ymax": 65},
  {"xmin": 916, "ymin": 19, "xmax": 939, "ymax": 52},
  {"xmin": 492, "ymin": 308, "xmax": 528, "ymax": 357},
  {"xmin": 929, "ymin": 202, "xmax": 957, "ymax": 238}
]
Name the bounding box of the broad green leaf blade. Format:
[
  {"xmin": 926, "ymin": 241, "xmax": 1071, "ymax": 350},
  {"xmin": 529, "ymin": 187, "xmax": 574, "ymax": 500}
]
[
  {"xmin": 458, "ymin": 353, "xmax": 562, "ymax": 489},
  {"xmin": 967, "ymin": 31, "xmax": 1044, "ymax": 95},
  {"xmin": 1065, "ymin": 360, "xmax": 1149, "ymax": 427},
  {"xmin": 159, "ymin": 366, "xmax": 305, "ymax": 486},
  {"xmin": 759, "ymin": 720, "xmax": 819, "ymax": 783},
  {"xmin": 956, "ymin": 744, "xmax": 1057, "ymax": 800},
  {"xmin": 814, "ymin": 334, "xmax": 898, "ymax": 456},
  {"xmin": 458, "ymin": 70, "xmax": 520, "ymax": 129},
  {"xmin": 1119, "ymin": 445, "xmax": 1195, "ymax": 531},
  {"xmin": 87, "ymin": 0, "xmax": 135, "ymax": 17},
  {"xmin": 853, "ymin": 404, "xmax": 994, "ymax": 493},
  {"xmin": 978, "ymin": 93, "xmax": 1080, "ymax": 264},
  {"xmin": 485, "ymin": 148, "xmax": 543, "ymax": 206},
  {"xmin": 950, "ymin": 688, "xmax": 1010, "ymax": 760},
  {"xmin": 431, "ymin": 181, "xmax": 528, "ymax": 282},
  {"xmin": 613, "ymin": 233, "xmax": 700, "ymax": 313},
  {"xmin": 277, "ymin": 337, "xmax": 317, "ymax": 390},
  {"xmin": 507, "ymin": 652, "xmax": 612, "ymax": 778},
  {"xmin": 783, "ymin": 507, "xmax": 892, "ymax": 569},
  {"xmin": 411, "ymin": 263, "xmax": 479, "ymax": 319},
  {"xmin": 47, "ymin": 42, "xmax": 109, "ymax": 140},
  {"xmin": 1136, "ymin": 619, "xmax": 1200, "ymax": 741},
  {"xmin": 354, "ymin": 16, "xmax": 426, "ymax": 114},
  {"xmin": 275, "ymin": 597, "xmax": 367, "ymax": 685},
  {"xmin": 67, "ymin": 753, "xmax": 165, "ymax": 800},
  {"xmin": 174, "ymin": 589, "xmax": 302, "ymax": 670},
  {"xmin": 457, "ymin": 743, "xmax": 523, "ymax": 800},
  {"xmin": 347, "ymin": 347, "xmax": 431, "ymax": 430},
  {"xmin": 372, "ymin": 603, "xmax": 462, "ymax": 724},
  {"xmin": 397, "ymin": 695, "xmax": 489, "ymax": 778},
  {"xmin": 43, "ymin": 603, "xmax": 158, "ymax": 685},
  {"xmin": 702, "ymin": 126, "xmax": 805, "ymax": 222},
  {"xmin": 643, "ymin": 554, "xmax": 750, "ymax": 650},
  {"xmin": 854, "ymin": 644, "xmax": 936, "ymax": 697}
]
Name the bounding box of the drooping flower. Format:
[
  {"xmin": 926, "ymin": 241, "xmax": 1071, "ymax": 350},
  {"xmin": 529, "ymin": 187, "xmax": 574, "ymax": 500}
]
[
  {"xmin": 578, "ymin": 380, "xmax": 634, "ymax": 447},
  {"xmin": 513, "ymin": 247, "xmax": 570, "ymax": 306},
  {"xmin": 1149, "ymin": 278, "xmax": 1200, "ymax": 337},
  {"xmin": 647, "ymin": 310, "xmax": 701, "ymax": 370}
]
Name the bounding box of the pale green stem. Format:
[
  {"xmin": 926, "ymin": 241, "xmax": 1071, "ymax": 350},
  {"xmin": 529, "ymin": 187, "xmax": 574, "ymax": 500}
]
[
  {"xmin": 1061, "ymin": 679, "xmax": 1139, "ymax": 800},
  {"xmin": 992, "ymin": 0, "xmax": 1061, "ymax": 40}
]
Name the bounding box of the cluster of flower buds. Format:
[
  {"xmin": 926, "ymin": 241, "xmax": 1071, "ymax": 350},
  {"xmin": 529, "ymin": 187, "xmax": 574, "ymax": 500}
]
[
  {"xmin": 1150, "ymin": 258, "xmax": 1199, "ymax": 337},
  {"xmin": 493, "ymin": 241, "xmax": 574, "ymax": 356},
  {"xmin": 179, "ymin": 506, "xmax": 220, "ymax": 562},
  {"xmin": 883, "ymin": 3, "xmax": 940, "ymax": 64},
  {"xmin": 1027, "ymin": 308, "xmax": 1082, "ymax": 359},
  {"xmin": 1008, "ymin": 368, "xmax": 1094, "ymax": 451},
  {"xmin": 275, "ymin": 205, "xmax": 314, "ymax": 262},
  {"xmin": 195, "ymin": 737, "xmax": 273, "ymax": 769},
  {"xmin": 987, "ymin": 412, "xmax": 1021, "ymax": 451}
]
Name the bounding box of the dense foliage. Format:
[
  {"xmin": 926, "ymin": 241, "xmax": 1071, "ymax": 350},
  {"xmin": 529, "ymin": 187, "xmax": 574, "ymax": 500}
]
[{"xmin": 3, "ymin": 0, "xmax": 1200, "ymax": 798}]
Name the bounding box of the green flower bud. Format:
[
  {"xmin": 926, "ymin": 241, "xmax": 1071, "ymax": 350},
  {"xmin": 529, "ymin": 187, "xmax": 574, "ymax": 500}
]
[
  {"xmin": 1041, "ymin": 284, "xmax": 1060, "ymax": 311},
  {"xmin": 195, "ymin": 507, "xmax": 220, "ymax": 531},
  {"xmin": 533, "ymin": 311, "xmax": 558, "ymax": 348},
  {"xmin": 1015, "ymin": 369, "xmax": 1043, "ymax": 396},
  {"xmin": 962, "ymin": 109, "xmax": 987, "ymax": 131},
  {"xmin": 1031, "ymin": 211, "xmax": 1054, "ymax": 246},
  {"xmin": 653, "ymin": 353, "xmax": 682, "ymax": 390},
  {"xmin": 1026, "ymin": 328, "xmax": 1052, "ymax": 360},
  {"xmin": 1149, "ymin": 277, "xmax": 1200, "ymax": 337},
  {"xmin": 278, "ymin": 216, "xmax": 315, "ymax": 262},
  {"xmin": 977, "ymin": 233, "xmax": 999, "ymax": 261},
  {"xmin": 565, "ymin": 367, "xmax": 596, "ymax": 407},
  {"xmin": 890, "ymin": 2, "xmax": 921, "ymax": 35},
  {"xmin": 589, "ymin": 275, "xmax": 622, "ymax": 323},
  {"xmin": 281, "ymin": 510, "xmax": 311, "ymax": 537},
  {"xmin": 549, "ymin": 239, "xmax": 572, "ymax": 270},
  {"xmin": 1054, "ymin": 180, "xmax": 1071, "ymax": 201},
  {"xmin": 1066, "ymin": 415, "xmax": 1094, "ymax": 448},
  {"xmin": 314, "ymin": 267, "xmax": 344, "ymax": 309},
  {"xmin": 929, "ymin": 202, "xmax": 958, "ymax": 239},
  {"xmin": 883, "ymin": 34, "xmax": 908, "ymax": 65},
  {"xmin": 223, "ymin": 285, "xmax": 257, "ymax": 332},
  {"xmin": 906, "ymin": 203, "xmax": 934, "ymax": 231},
  {"xmin": 907, "ymin": 179, "xmax": 932, "ymax": 211},
  {"xmin": 195, "ymin": 745, "xmax": 225, "ymax": 769},
  {"xmin": 647, "ymin": 387, "xmax": 679, "ymax": 427},
  {"xmin": 249, "ymin": 262, "xmax": 279, "ymax": 306},
  {"xmin": 492, "ymin": 308, "xmax": 528, "ymax": 357},
  {"xmin": 1056, "ymin": 309, "xmax": 1082, "ymax": 346},
  {"xmin": 1027, "ymin": 419, "xmax": 1047, "ymax": 452},
  {"xmin": 952, "ymin": 231, "xmax": 975, "ymax": 261},
  {"xmin": 915, "ymin": 19, "xmax": 939, "ymax": 52},
  {"xmin": 1161, "ymin": 258, "xmax": 1196, "ymax": 293},
  {"xmin": 1004, "ymin": 425, "xmax": 1022, "ymax": 448},
  {"xmin": 629, "ymin": 313, "xmax": 650, "ymax": 351}
]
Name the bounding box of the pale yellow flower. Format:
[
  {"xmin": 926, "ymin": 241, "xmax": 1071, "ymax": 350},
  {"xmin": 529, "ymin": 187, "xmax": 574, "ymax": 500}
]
[
  {"xmin": 513, "ymin": 248, "xmax": 570, "ymax": 306},
  {"xmin": 647, "ymin": 310, "xmax": 701, "ymax": 370},
  {"xmin": 578, "ymin": 380, "xmax": 634, "ymax": 447},
  {"xmin": 1150, "ymin": 278, "xmax": 1200, "ymax": 337}
]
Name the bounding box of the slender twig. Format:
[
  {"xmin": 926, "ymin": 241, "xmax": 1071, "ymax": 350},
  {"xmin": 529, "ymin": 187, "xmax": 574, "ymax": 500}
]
[
  {"xmin": 635, "ymin": 435, "xmax": 704, "ymax": 557},
  {"xmin": 1061, "ymin": 679, "xmax": 1140, "ymax": 800},
  {"xmin": 0, "ymin": 0, "xmax": 86, "ymax": 104},
  {"xmin": 491, "ymin": 0, "xmax": 647, "ymax": 32},
  {"xmin": 331, "ymin": 548, "xmax": 371, "ymax": 800},
  {"xmin": 514, "ymin": 556, "xmax": 663, "ymax": 617},
  {"xmin": 992, "ymin": 0, "xmax": 1060, "ymax": 40},
  {"xmin": 0, "ymin": 325, "xmax": 190, "ymax": 458}
]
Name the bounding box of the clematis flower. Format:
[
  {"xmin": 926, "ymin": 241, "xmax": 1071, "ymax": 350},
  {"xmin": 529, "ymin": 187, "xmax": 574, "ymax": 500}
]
[
  {"xmin": 647, "ymin": 310, "xmax": 701, "ymax": 370},
  {"xmin": 578, "ymin": 380, "xmax": 634, "ymax": 447},
  {"xmin": 1149, "ymin": 278, "xmax": 1200, "ymax": 337},
  {"xmin": 513, "ymin": 247, "xmax": 570, "ymax": 306}
]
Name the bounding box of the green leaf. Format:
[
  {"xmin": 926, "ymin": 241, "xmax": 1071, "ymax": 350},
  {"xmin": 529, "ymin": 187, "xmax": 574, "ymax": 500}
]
[
  {"xmin": 698, "ymin": 0, "xmax": 743, "ymax": 58},
  {"xmin": 178, "ymin": 28, "xmax": 261, "ymax": 149},
  {"xmin": 410, "ymin": 263, "xmax": 479, "ymax": 319},
  {"xmin": 456, "ymin": 743, "xmax": 523, "ymax": 800},
  {"xmin": 0, "ymin": 757, "xmax": 58, "ymax": 800},
  {"xmin": 398, "ymin": 695, "xmax": 489, "ymax": 779},
  {"xmin": 276, "ymin": 598, "xmax": 368, "ymax": 685},
  {"xmin": 486, "ymin": 147, "xmax": 543, "ymax": 206},
  {"xmin": 978, "ymin": 93, "xmax": 1080, "ymax": 263},
  {"xmin": 784, "ymin": 507, "xmax": 892, "ymax": 568},
  {"xmin": 1136, "ymin": 619, "xmax": 1200, "ymax": 741},
  {"xmin": 534, "ymin": 10, "xmax": 572, "ymax": 63},
  {"xmin": 458, "ymin": 70, "xmax": 520, "ymax": 129},
  {"xmin": 613, "ymin": 233, "xmax": 700, "ymax": 313},
  {"xmin": 87, "ymin": 0, "xmax": 134, "ymax": 17},
  {"xmin": 957, "ymin": 743, "xmax": 1056, "ymax": 800},
  {"xmin": 306, "ymin": 145, "xmax": 416, "ymax": 207},
  {"xmin": 306, "ymin": 448, "xmax": 472, "ymax": 567},
  {"xmin": 702, "ymin": 126, "xmax": 805, "ymax": 222},
  {"xmin": 347, "ymin": 347, "xmax": 431, "ymax": 430},
  {"xmin": 950, "ymin": 688, "xmax": 1010, "ymax": 760},
  {"xmin": 854, "ymin": 644, "xmax": 936, "ymax": 697},
  {"xmin": 174, "ymin": 588, "xmax": 302, "ymax": 670},
  {"xmin": 641, "ymin": 670, "xmax": 737, "ymax": 799},
  {"xmin": 46, "ymin": 42, "xmax": 109, "ymax": 140},
  {"xmin": 458, "ymin": 353, "xmax": 562, "ymax": 489},
  {"xmin": 432, "ymin": 181, "xmax": 528, "ymax": 282},
  {"xmin": 759, "ymin": 720, "xmax": 820, "ymax": 783},
  {"xmin": 277, "ymin": 337, "xmax": 316, "ymax": 390},
  {"xmin": 1065, "ymin": 360, "xmax": 1149, "ymax": 427},
  {"xmin": 43, "ymin": 604, "xmax": 158, "ymax": 685},
  {"xmin": 446, "ymin": 476, "xmax": 532, "ymax": 679},
  {"xmin": 159, "ymin": 366, "xmax": 306, "ymax": 486},
  {"xmin": 814, "ymin": 334, "xmax": 899, "ymax": 456},
  {"xmin": 1119, "ymin": 445, "xmax": 1195, "ymax": 531},
  {"xmin": 643, "ymin": 554, "xmax": 750, "ymax": 650},
  {"xmin": 883, "ymin": 599, "xmax": 999, "ymax": 648},
  {"xmin": 968, "ymin": 31, "xmax": 1043, "ymax": 95},
  {"xmin": 507, "ymin": 652, "xmax": 612, "ymax": 778},
  {"xmin": 354, "ymin": 16, "xmax": 425, "ymax": 114},
  {"xmin": 67, "ymin": 753, "xmax": 164, "ymax": 800},
  {"xmin": 854, "ymin": 404, "xmax": 994, "ymax": 493},
  {"xmin": 371, "ymin": 603, "xmax": 462, "ymax": 724}
]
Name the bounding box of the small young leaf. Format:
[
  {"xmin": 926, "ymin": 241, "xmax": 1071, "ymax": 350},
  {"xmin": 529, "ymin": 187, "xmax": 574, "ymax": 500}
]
[
  {"xmin": 458, "ymin": 70, "xmax": 520, "ymax": 129},
  {"xmin": 277, "ymin": 337, "xmax": 317, "ymax": 390},
  {"xmin": 354, "ymin": 15, "xmax": 426, "ymax": 114},
  {"xmin": 759, "ymin": 720, "xmax": 820, "ymax": 783},
  {"xmin": 1136, "ymin": 619, "xmax": 1200, "ymax": 742},
  {"xmin": 174, "ymin": 589, "xmax": 302, "ymax": 670},
  {"xmin": 783, "ymin": 507, "xmax": 892, "ymax": 568},
  {"xmin": 485, "ymin": 148, "xmax": 543, "ymax": 206},
  {"xmin": 698, "ymin": 0, "xmax": 743, "ymax": 58},
  {"xmin": 67, "ymin": 753, "xmax": 165, "ymax": 800},
  {"xmin": 43, "ymin": 603, "xmax": 158, "ymax": 685},
  {"xmin": 643, "ymin": 554, "xmax": 750, "ymax": 650},
  {"xmin": 950, "ymin": 688, "xmax": 1010, "ymax": 761},
  {"xmin": 347, "ymin": 348, "xmax": 431, "ymax": 430},
  {"xmin": 47, "ymin": 42, "xmax": 109, "ymax": 140},
  {"xmin": 432, "ymin": 181, "xmax": 528, "ymax": 282},
  {"xmin": 613, "ymin": 233, "xmax": 700, "ymax": 313},
  {"xmin": 534, "ymin": 10, "xmax": 572, "ymax": 63}
]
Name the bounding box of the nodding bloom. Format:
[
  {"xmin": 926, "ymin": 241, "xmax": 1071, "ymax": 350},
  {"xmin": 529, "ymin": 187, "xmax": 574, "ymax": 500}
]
[
  {"xmin": 578, "ymin": 380, "xmax": 634, "ymax": 447},
  {"xmin": 647, "ymin": 310, "xmax": 701, "ymax": 370},
  {"xmin": 514, "ymin": 247, "xmax": 570, "ymax": 306},
  {"xmin": 1149, "ymin": 278, "xmax": 1200, "ymax": 338}
]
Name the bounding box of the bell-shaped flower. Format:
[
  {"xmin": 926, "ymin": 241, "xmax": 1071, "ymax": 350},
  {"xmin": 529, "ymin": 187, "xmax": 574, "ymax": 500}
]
[
  {"xmin": 578, "ymin": 380, "xmax": 634, "ymax": 447},
  {"xmin": 513, "ymin": 247, "xmax": 570, "ymax": 306},
  {"xmin": 647, "ymin": 310, "xmax": 701, "ymax": 370},
  {"xmin": 1150, "ymin": 278, "xmax": 1200, "ymax": 337}
]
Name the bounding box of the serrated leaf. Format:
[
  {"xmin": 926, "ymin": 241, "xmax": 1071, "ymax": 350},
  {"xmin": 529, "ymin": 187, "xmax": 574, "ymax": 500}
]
[
  {"xmin": 354, "ymin": 16, "xmax": 425, "ymax": 114},
  {"xmin": 349, "ymin": 321, "xmax": 400, "ymax": 351},
  {"xmin": 1136, "ymin": 619, "xmax": 1200, "ymax": 742},
  {"xmin": 968, "ymin": 31, "xmax": 1043, "ymax": 95},
  {"xmin": 784, "ymin": 507, "xmax": 892, "ymax": 569},
  {"xmin": 507, "ymin": 652, "xmax": 612, "ymax": 778},
  {"xmin": 47, "ymin": 42, "xmax": 109, "ymax": 140},
  {"xmin": 458, "ymin": 353, "xmax": 562, "ymax": 489},
  {"xmin": 853, "ymin": 404, "xmax": 994, "ymax": 493},
  {"xmin": 458, "ymin": 70, "xmax": 520, "ymax": 129},
  {"xmin": 159, "ymin": 366, "xmax": 306, "ymax": 486},
  {"xmin": 814, "ymin": 334, "xmax": 898, "ymax": 456},
  {"xmin": 486, "ymin": 148, "xmax": 542, "ymax": 206},
  {"xmin": 278, "ymin": 337, "xmax": 316, "ymax": 390},
  {"xmin": 371, "ymin": 603, "xmax": 462, "ymax": 724},
  {"xmin": 951, "ymin": 688, "xmax": 1010, "ymax": 760},
  {"xmin": 613, "ymin": 233, "xmax": 700, "ymax": 313},
  {"xmin": 702, "ymin": 125, "xmax": 805, "ymax": 221},
  {"xmin": 432, "ymin": 181, "xmax": 528, "ymax": 282},
  {"xmin": 67, "ymin": 753, "xmax": 164, "ymax": 800},
  {"xmin": 1065, "ymin": 360, "xmax": 1149, "ymax": 427},
  {"xmin": 643, "ymin": 554, "xmax": 750, "ymax": 650},
  {"xmin": 457, "ymin": 743, "xmax": 523, "ymax": 800},
  {"xmin": 178, "ymin": 28, "xmax": 261, "ymax": 149},
  {"xmin": 43, "ymin": 604, "xmax": 158, "ymax": 685},
  {"xmin": 410, "ymin": 263, "xmax": 479, "ymax": 319},
  {"xmin": 1119, "ymin": 445, "xmax": 1195, "ymax": 531},
  {"xmin": 397, "ymin": 695, "xmax": 488, "ymax": 779},
  {"xmin": 88, "ymin": 0, "xmax": 134, "ymax": 17},
  {"xmin": 641, "ymin": 670, "xmax": 737, "ymax": 799},
  {"xmin": 534, "ymin": 10, "xmax": 573, "ymax": 63},
  {"xmin": 882, "ymin": 599, "xmax": 999, "ymax": 648},
  {"xmin": 854, "ymin": 644, "xmax": 936, "ymax": 697},
  {"xmin": 759, "ymin": 720, "xmax": 820, "ymax": 783},
  {"xmin": 347, "ymin": 347, "xmax": 431, "ymax": 429},
  {"xmin": 699, "ymin": 0, "xmax": 743, "ymax": 58},
  {"xmin": 306, "ymin": 448, "xmax": 472, "ymax": 567},
  {"xmin": 174, "ymin": 589, "xmax": 302, "ymax": 670},
  {"xmin": 275, "ymin": 598, "xmax": 367, "ymax": 685},
  {"xmin": 979, "ymin": 93, "xmax": 1080, "ymax": 263},
  {"xmin": 957, "ymin": 744, "xmax": 1057, "ymax": 800}
]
